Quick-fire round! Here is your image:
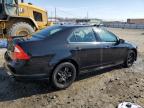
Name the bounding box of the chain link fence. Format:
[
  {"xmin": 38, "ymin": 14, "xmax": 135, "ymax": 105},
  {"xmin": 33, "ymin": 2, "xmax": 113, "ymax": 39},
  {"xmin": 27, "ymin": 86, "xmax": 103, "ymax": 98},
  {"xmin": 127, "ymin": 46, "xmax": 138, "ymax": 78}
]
[{"xmin": 105, "ymin": 23, "xmax": 144, "ymax": 29}]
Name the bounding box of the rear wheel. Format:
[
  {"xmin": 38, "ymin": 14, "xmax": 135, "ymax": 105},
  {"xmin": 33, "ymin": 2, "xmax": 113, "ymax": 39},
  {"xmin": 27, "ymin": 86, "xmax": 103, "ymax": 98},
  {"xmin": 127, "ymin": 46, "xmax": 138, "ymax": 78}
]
[
  {"xmin": 52, "ymin": 62, "xmax": 76, "ymax": 89},
  {"xmin": 123, "ymin": 50, "xmax": 136, "ymax": 68},
  {"xmin": 8, "ymin": 22, "xmax": 35, "ymax": 36}
]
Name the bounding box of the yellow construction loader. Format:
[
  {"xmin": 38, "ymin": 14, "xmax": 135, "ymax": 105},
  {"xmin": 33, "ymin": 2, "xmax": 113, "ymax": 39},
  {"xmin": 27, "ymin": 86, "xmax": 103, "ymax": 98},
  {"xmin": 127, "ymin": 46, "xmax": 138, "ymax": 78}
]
[{"xmin": 0, "ymin": 0, "xmax": 52, "ymax": 38}]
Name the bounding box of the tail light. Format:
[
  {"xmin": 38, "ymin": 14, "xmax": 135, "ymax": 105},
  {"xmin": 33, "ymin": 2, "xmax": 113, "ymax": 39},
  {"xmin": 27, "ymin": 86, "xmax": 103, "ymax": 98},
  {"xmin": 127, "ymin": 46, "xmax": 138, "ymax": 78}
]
[{"xmin": 12, "ymin": 45, "xmax": 30, "ymax": 60}]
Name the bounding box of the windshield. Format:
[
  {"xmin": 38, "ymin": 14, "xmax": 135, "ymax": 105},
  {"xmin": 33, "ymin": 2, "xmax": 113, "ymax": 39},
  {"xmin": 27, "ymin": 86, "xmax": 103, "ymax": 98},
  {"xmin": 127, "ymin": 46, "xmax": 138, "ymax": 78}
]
[{"xmin": 32, "ymin": 26, "xmax": 64, "ymax": 39}]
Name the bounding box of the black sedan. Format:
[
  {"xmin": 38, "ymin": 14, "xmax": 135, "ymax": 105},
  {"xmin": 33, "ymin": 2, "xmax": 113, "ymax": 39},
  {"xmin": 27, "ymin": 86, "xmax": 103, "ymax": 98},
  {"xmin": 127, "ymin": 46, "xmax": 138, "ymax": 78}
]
[{"xmin": 4, "ymin": 25, "xmax": 137, "ymax": 89}]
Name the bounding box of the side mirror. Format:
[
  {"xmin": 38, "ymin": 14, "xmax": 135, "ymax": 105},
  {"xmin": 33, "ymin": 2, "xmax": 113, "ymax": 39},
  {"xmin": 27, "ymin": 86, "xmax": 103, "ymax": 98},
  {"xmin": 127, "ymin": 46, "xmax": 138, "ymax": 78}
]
[{"xmin": 119, "ymin": 39, "xmax": 125, "ymax": 44}]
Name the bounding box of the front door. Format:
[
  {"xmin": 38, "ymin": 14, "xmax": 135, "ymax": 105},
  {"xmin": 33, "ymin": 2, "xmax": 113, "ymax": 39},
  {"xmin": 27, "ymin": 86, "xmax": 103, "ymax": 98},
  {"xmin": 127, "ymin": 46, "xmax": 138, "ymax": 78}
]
[{"xmin": 94, "ymin": 28, "xmax": 127, "ymax": 65}]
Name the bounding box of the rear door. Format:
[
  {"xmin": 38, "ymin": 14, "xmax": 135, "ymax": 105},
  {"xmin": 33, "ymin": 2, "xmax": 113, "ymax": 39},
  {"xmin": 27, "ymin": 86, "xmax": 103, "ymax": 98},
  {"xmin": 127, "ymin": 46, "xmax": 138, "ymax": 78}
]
[
  {"xmin": 68, "ymin": 27, "xmax": 102, "ymax": 70},
  {"xmin": 93, "ymin": 28, "xmax": 127, "ymax": 65}
]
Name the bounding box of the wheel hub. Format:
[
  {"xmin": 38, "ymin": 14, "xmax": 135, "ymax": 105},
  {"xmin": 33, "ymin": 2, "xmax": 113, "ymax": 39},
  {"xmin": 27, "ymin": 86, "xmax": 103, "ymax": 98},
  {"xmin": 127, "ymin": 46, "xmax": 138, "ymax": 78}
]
[
  {"xmin": 127, "ymin": 53, "xmax": 135, "ymax": 65},
  {"xmin": 57, "ymin": 67, "xmax": 73, "ymax": 84},
  {"xmin": 16, "ymin": 30, "xmax": 29, "ymax": 36}
]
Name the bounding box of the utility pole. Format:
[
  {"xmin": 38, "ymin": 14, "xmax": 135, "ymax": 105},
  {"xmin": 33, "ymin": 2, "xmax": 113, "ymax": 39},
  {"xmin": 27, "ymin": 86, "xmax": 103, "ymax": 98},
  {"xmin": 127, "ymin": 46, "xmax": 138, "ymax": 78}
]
[
  {"xmin": 55, "ymin": 8, "xmax": 57, "ymax": 23},
  {"xmin": 51, "ymin": 11, "xmax": 53, "ymax": 22},
  {"xmin": 87, "ymin": 11, "xmax": 89, "ymax": 24},
  {"xmin": 87, "ymin": 11, "xmax": 89, "ymax": 19}
]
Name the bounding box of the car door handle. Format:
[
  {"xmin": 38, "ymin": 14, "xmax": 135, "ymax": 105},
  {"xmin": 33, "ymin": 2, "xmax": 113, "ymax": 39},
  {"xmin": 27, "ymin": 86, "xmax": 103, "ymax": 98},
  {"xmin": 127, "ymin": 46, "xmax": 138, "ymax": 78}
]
[
  {"xmin": 75, "ymin": 47, "xmax": 82, "ymax": 51},
  {"xmin": 105, "ymin": 46, "xmax": 111, "ymax": 48}
]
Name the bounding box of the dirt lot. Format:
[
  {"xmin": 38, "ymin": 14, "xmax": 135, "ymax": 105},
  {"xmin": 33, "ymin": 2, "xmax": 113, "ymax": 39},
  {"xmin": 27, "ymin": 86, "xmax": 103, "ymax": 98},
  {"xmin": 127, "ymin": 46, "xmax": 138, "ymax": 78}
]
[{"xmin": 0, "ymin": 28, "xmax": 144, "ymax": 108}]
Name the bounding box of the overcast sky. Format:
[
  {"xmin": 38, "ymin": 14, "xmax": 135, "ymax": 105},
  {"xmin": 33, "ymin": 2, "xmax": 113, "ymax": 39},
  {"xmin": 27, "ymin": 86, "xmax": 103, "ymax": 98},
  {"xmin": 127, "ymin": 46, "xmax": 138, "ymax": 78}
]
[{"xmin": 25, "ymin": 0, "xmax": 144, "ymax": 21}]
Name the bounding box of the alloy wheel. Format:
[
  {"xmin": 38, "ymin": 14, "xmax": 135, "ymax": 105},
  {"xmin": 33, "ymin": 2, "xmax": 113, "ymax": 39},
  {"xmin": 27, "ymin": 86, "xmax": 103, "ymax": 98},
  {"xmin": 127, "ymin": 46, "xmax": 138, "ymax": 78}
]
[{"xmin": 127, "ymin": 52, "xmax": 135, "ymax": 67}]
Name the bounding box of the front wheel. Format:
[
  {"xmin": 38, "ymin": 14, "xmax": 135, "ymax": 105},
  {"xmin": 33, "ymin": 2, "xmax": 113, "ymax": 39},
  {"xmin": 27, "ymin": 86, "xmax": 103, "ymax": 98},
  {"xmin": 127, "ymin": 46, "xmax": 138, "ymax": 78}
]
[
  {"xmin": 52, "ymin": 62, "xmax": 76, "ymax": 89},
  {"xmin": 123, "ymin": 50, "xmax": 136, "ymax": 68}
]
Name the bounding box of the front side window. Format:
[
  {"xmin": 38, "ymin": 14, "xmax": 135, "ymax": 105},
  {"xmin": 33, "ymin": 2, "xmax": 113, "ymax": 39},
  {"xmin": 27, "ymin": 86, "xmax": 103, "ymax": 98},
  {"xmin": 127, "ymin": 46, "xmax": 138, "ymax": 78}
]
[
  {"xmin": 97, "ymin": 30, "xmax": 118, "ymax": 42},
  {"xmin": 69, "ymin": 27, "xmax": 96, "ymax": 42},
  {"xmin": 33, "ymin": 11, "xmax": 43, "ymax": 21}
]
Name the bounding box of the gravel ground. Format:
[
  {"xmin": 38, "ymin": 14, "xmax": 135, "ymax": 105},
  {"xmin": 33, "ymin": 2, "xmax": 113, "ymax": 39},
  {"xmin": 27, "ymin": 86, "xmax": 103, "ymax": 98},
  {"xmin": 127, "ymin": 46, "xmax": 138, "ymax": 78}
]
[{"xmin": 0, "ymin": 28, "xmax": 144, "ymax": 108}]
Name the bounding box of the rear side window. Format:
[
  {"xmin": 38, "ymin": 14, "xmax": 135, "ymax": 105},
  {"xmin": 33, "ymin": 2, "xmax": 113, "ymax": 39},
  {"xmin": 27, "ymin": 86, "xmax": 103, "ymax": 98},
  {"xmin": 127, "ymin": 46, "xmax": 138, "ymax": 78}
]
[
  {"xmin": 33, "ymin": 11, "xmax": 43, "ymax": 21},
  {"xmin": 96, "ymin": 29, "xmax": 118, "ymax": 42},
  {"xmin": 32, "ymin": 26, "xmax": 63, "ymax": 39},
  {"xmin": 69, "ymin": 27, "xmax": 96, "ymax": 42}
]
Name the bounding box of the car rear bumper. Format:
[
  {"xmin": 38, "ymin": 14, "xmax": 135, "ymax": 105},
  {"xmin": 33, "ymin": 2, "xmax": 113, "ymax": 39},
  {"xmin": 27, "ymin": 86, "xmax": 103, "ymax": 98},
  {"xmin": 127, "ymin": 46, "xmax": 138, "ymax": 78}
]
[
  {"xmin": 4, "ymin": 63, "xmax": 49, "ymax": 80},
  {"xmin": 4, "ymin": 52, "xmax": 52, "ymax": 80}
]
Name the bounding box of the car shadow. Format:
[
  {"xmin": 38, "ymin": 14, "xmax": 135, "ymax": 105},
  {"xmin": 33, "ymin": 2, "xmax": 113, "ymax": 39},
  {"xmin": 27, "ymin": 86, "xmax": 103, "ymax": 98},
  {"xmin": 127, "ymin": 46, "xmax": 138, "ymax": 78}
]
[{"xmin": 0, "ymin": 65, "xmax": 123, "ymax": 102}]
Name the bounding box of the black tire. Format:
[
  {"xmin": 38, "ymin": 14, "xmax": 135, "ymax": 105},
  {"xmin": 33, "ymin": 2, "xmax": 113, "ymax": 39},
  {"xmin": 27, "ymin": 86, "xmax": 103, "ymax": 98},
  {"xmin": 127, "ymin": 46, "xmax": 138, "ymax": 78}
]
[
  {"xmin": 52, "ymin": 62, "xmax": 76, "ymax": 89},
  {"xmin": 123, "ymin": 50, "xmax": 136, "ymax": 68},
  {"xmin": 8, "ymin": 22, "xmax": 35, "ymax": 36}
]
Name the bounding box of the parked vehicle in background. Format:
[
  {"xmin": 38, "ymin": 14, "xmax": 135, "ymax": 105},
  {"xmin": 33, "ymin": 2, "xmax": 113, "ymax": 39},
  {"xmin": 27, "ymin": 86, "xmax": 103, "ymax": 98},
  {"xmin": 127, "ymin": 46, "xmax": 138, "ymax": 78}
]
[
  {"xmin": 0, "ymin": 39, "xmax": 7, "ymax": 48},
  {"xmin": 4, "ymin": 25, "xmax": 137, "ymax": 89}
]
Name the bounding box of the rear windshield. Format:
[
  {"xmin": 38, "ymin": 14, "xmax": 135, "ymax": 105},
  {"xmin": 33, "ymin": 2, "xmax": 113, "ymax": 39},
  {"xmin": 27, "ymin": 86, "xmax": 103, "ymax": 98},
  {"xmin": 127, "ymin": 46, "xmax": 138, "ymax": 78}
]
[{"xmin": 32, "ymin": 26, "xmax": 64, "ymax": 39}]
